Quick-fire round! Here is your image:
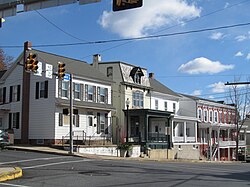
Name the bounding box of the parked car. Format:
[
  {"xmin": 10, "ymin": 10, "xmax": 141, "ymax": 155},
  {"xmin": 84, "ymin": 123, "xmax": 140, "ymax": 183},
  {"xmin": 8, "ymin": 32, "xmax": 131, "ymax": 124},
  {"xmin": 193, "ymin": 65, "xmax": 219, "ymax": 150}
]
[{"xmin": 0, "ymin": 129, "xmax": 10, "ymax": 149}]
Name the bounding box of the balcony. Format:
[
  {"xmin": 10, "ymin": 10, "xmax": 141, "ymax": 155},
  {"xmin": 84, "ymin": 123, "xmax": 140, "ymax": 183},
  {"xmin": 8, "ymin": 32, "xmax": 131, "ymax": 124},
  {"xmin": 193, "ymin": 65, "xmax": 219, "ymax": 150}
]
[
  {"xmin": 173, "ymin": 136, "xmax": 196, "ymax": 143},
  {"xmin": 148, "ymin": 133, "xmax": 169, "ymax": 142},
  {"xmin": 219, "ymin": 140, "xmax": 246, "ymax": 147}
]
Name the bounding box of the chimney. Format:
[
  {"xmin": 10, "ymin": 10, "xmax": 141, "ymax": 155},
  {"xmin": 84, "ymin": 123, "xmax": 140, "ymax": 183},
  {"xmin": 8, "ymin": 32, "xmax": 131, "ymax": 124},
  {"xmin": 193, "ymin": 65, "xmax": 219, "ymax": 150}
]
[
  {"xmin": 93, "ymin": 54, "xmax": 101, "ymax": 69},
  {"xmin": 149, "ymin": 72, "xmax": 154, "ymax": 79}
]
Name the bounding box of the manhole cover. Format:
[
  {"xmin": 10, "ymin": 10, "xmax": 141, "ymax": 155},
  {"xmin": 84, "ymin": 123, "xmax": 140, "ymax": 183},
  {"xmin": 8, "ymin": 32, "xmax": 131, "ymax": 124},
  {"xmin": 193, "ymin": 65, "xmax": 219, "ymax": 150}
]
[{"xmin": 78, "ymin": 171, "xmax": 110, "ymax": 176}]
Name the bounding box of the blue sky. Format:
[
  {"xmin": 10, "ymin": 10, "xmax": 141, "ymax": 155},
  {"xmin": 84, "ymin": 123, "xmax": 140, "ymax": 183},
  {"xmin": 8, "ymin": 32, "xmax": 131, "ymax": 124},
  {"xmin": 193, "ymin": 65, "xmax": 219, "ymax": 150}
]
[{"xmin": 1, "ymin": 0, "xmax": 250, "ymax": 101}]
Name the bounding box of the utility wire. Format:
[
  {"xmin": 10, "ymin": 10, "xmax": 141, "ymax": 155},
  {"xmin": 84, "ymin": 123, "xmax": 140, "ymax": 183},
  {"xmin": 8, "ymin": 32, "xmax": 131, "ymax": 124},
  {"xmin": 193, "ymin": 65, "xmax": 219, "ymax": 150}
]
[{"xmin": 1, "ymin": 21, "xmax": 250, "ymax": 49}]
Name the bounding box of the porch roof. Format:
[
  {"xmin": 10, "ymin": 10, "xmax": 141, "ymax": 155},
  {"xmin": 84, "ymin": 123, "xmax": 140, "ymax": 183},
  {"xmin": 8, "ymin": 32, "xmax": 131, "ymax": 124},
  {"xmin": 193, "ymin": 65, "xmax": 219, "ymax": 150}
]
[{"xmin": 123, "ymin": 109, "xmax": 173, "ymax": 118}]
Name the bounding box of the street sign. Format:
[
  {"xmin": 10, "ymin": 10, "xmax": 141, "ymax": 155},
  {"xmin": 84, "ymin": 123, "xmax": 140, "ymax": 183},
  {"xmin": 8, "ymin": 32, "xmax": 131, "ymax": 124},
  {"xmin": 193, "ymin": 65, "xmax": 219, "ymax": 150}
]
[
  {"xmin": 63, "ymin": 73, "xmax": 71, "ymax": 81},
  {"xmin": 113, "ymin": 0, "xmax": 143, "ymax": 11},
  {"xmin": 45, "ymin": 64, "xmax": 53, "ymax": 79}
]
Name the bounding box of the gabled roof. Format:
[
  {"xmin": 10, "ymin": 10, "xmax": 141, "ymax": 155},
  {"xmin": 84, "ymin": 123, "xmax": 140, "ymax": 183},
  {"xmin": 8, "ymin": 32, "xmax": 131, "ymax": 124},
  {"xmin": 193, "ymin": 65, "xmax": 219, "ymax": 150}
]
[
  {"xmin": 1, "ymin": 49, "xmax": 113, "ymax": 84},
  {"xmin": 149, "ymin": 78, "xmax": 180, "ymax": 97}
]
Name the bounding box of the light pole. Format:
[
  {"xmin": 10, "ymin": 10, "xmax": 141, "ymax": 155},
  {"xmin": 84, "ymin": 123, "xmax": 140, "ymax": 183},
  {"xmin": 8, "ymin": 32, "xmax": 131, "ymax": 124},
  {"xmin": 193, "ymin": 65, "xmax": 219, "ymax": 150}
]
[{"xmin": 126, "ymin": 98, "xmax": 130, "ymax": 143}]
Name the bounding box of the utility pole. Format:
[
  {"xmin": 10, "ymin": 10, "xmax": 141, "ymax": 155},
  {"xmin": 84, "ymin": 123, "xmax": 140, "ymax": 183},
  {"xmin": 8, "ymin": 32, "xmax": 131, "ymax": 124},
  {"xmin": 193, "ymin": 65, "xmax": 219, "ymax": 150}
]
[{"xmin": 69, "ymin": 73, "xmax": 74, "ymax": 154}]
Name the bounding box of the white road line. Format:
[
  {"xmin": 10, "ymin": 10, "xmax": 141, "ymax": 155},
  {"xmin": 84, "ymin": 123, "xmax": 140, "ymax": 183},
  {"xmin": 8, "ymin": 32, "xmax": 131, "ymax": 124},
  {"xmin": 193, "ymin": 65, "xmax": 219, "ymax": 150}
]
[
  {"xmin": 22, "ymin": 159, "xmax": 92, "ymax": 169},
  {"xmin": 0, "ymin": 156, "xmax": 68, "ymax": 165},
  {"xmin": 0, "ymin": 183, "xmax": 31, "ymax": 187}
]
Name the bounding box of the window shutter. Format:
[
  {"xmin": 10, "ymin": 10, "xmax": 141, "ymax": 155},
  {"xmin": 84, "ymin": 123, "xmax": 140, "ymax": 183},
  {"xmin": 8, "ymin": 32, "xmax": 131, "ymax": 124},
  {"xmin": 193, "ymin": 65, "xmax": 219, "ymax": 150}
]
[
  {"xmin": 80, "ymin": 84, "xmax": 84, "ymax": 101},
  {"xmin": 16, "ymin": 112, "xmax": 20, "ymax": 129},
  {"xmin": 3, "ymin": 87, "xmax": 6, "ymax": 104},
  {"xmin": 59, "ymin": 113, "xmax": 63, "ymax": 126},
  {"xmin": 58, "ymin": 80, "xmax": 62, "ymax": 98},
  {"xmin": 85, "ymin": 84, "xmax": 88, "ymax": 101},
  {"xmin": 35, "ymin": 82, "xmax": 39, "ymax": 99},
  {"xmin": 97, "ymin": 87, "xmax": 100, "ymax": 103},
  {"xmin": 105, "ymin": 113, "xmax": 108, "ymax": 134},
  {"xmin": 93, "ymin": 86, "xmax": 96, "ymax": 102},
  {"xmin": 105, "ymin": 88, "xmax": 108, "ymax": 104},
  {"xmin": 44, "ymin": 81, "xmax": 48, "ymax": 98},
  {"xmin": 76, "ymin": 115, "xmax": 79, "ymax": 127},
  {"xmin": 17, "ymin": 85, "xmax": 21, "ymax": 101},
  {"xmin": 9, "ymin": 86, "xmax": 13, "ymax": 103},
  {"xmin": 73, "ymin": 83, "xmax": 75, "ymax": 99},
  {"xmin": 8, "ymin": 113, "xmax": 12, "ymax": 129},
  {"xmin": 97, "ymin": 113, "xmax": 100, "ymax": 134}
]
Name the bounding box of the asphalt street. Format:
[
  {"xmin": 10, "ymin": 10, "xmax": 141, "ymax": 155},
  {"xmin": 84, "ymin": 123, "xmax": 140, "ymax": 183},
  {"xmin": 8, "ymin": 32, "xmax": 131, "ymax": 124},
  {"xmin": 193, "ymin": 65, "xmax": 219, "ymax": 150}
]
[{"xmin": 0, "ymin": 150, "xmax": 250, "ymax": 187}]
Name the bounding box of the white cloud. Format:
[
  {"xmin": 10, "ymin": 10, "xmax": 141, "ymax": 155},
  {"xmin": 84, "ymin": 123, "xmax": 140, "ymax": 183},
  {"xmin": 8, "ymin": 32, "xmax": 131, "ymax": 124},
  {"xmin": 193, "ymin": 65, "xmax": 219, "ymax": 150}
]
[
  {"xmin": 99, "ymin": 0, "xmax": 201, "ymax": 38},
  {"xmin": 224, "ymin": 2, "xmax": 230, "ymax": 8},
  {"xmin": 235, "ymin": 35, "xmax": 247, "ymax": 42},
  {"xmin": 208, "ymin": 82, "xmax": 227, "ymax": 93},
  {"xmin": 235, "ymin": 51, "xmax": 244, "ymax": 57},
  {"xmin": 246, "ymin": 53, "xmax": 250, "ymax": 60},
  {"xmin": 192, "ymin": 90, "xmax": 202, "ymax": 96},
  {"xmin": 207, "ymin": 95, "xmax": 214, "ymax": 99},
  {"xmin": 210, "ymin": 32, "xmax": 224, "ymax": 40},
  {"xmin": 178, "ymin": 57, "xmax": 234, "ymax": 74}
]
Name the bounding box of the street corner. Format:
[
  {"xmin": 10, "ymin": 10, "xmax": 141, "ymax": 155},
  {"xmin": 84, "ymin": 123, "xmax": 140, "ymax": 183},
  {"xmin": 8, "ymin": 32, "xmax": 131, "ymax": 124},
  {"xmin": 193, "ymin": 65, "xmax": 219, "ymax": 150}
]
[{"xmin": 0, "ymin": 167, "xmax": 22, "ymax": 182}]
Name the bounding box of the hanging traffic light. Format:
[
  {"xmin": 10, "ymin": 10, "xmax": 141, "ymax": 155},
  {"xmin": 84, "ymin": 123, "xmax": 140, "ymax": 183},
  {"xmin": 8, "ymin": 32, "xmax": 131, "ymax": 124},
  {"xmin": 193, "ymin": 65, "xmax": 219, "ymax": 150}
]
[
  {"xmin": 25, "ymin": 53, "xmax": 38, "ymax": 72},
  {"xmin": 58, "ymin": 62, "xmax": 66, "ymax": 79}
]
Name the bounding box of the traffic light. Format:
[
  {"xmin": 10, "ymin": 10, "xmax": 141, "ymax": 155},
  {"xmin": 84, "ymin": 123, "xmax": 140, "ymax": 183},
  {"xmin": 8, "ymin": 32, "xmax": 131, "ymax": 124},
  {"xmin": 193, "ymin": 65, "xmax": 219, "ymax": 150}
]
[
  {"xmin": 113, "ymin": 0, "xmax": 143, "ymax": 11},
  {"xmin": 25, "ymin": 53, "xmax": 38, "ymax": 72},
  {"xmin": 58, "ymin": 62, "xmax": 66, "ymax": 79}
]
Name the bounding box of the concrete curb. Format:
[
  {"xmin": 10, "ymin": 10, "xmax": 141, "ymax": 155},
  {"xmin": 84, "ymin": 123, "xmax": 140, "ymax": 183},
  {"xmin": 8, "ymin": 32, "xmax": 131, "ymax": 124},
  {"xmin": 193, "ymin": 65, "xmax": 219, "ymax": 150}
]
[{"xmin": 0, "ymin": 167, "xmax": 22, "ymax": 182}]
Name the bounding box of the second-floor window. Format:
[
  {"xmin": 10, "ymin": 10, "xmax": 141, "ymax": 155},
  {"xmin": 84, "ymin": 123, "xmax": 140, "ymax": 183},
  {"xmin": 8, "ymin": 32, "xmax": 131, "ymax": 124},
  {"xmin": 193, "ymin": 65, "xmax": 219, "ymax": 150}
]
[
  {"xmin": 204, "ymin": 110, "xmax": 208, "ymax": 122},
  {"xmin": 132, "ymin": 91, "xmax": 144, "ymax": 108},
  {"xmin": 36, "ymin": 81, "xmax": 48, "ymax": 99},
  {"xmin": 62, "ymin": 81, "xmax": 69, "ymax": 98},
  {"xmin": 219, "ymin": 112, "xmax": 222, "ymax": 123},
  {"xmin": 209, "ymin": 110, "xmax": 213, "ymax": 122},
  {"xmin": 155, "ymin": 100, "xmax": 158, "ymax": 110},
  {"xmin": 214, "ymin": 111, "xmax": 218, "ymax": 122},
  {"xmin": 10, "ymin": 85, "xmax": 20, "ymax": 103},
  {"xmin": 198, "ymin": 109, "xmax": 202, "ymax": 120},
  {"xmin": 74, "ymin": 83, "xmax": 80, "ymax": 100},
  {"xmin": 0, "ymin": 87, "xmax": 6, "ymax": 104},
  {"xmin": 173, "ymin": 103, "xmax": 176, "ymax": 114},
  {"xmin": 164, "ymin": 101, "xmax": 168, "ymax": 111},
  {"xmin": 97, "ymin": 87, "xmax": 108, "ymax": 103}
]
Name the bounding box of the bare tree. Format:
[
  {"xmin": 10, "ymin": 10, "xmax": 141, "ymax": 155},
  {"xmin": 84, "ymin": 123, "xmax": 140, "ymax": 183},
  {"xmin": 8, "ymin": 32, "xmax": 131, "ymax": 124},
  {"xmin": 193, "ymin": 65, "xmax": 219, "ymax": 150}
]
[
  {"xmin": 227, "ymin": 77, "xmax": 250, "ymax": 161},
  {"xmin": 0, "ymin": 48, "xmax": 14, "ymax": 70}
]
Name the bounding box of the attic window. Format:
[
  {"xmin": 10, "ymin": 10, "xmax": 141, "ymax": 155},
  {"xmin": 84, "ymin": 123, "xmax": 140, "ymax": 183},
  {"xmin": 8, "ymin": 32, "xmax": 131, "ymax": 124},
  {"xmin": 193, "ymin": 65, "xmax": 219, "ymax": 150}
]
[{"xmin": 130, "ymin": 67, "xmax": 144, "ymax": 84}]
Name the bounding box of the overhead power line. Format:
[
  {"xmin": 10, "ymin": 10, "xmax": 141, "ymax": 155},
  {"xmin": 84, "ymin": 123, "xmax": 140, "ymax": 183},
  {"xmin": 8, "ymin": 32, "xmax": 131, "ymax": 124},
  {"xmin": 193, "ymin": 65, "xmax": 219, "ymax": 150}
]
[{"xmin": 1, "ymin": 21, "xmax": 250, "ymax": 49}]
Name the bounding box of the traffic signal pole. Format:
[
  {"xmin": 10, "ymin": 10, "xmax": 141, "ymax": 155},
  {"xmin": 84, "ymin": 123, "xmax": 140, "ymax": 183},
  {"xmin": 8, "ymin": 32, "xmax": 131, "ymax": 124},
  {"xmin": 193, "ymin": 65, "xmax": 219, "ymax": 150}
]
[{"xmin": 69, "ymin": 73, "xmax": 74, "ymax": 155}]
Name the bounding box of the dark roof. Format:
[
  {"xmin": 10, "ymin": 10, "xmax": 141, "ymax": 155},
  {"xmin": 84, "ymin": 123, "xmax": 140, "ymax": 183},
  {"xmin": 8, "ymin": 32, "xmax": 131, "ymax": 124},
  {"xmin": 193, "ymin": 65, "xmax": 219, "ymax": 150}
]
[
  {"xmin": 149, "ymin": 78, "xmax": 180, "ymax": 97},
  {"xmin": 31, "ymin": 49, "xmax": 112, "ymax": 84}
]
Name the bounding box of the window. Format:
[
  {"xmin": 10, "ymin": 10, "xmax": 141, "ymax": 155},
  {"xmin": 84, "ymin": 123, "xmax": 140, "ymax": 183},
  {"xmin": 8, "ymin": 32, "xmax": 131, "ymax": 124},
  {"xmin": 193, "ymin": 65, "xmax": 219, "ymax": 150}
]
[
  {"xmin": 74, "ymin": 83, "xmax": 80, "ymax": 100},
  {"xmin": 107, "ymin": 67, "xmax": 113, "ymax": 78},
  {"xmin": 130, "ymin": 67, "xmax": 144, "ymax": 84},
  {"xmin": 85, "ymin": 85, "xmax": 96, "ymax": 102},
  {"xmin": 62, "ymin": 81, "xmax": 69, "ymax": 98},
  {"xmin": 8, "ymin": 112, "xmax": 20, "ymax": 129},
  {"xmin": 132, "ymin": 91, "xmax": 144, "ymax": 108},
  {"xmin": 98, "ymin": 87, "xmax": 107, "ymax": 103},
  {"xmin": 10, "ymin": 85, "xmax": 20, "ymax": 102},
  {"xmin": 198, "ymin": 109, "xmax": 202, "ymax": 120},
  {"xmin": 59, "ymin": 113, "xmax": 79, "ymax": 127},
  {"xmin": 134, "ymin": 73, "xmax": 141, "ymax": 84},
  {"xmin": 204, "ymin": 110, "xmax": 208, "ymax": 122},
  {"xmin": 155, "ymin": 100, "xmax": 158, "ymax": 110},
  {"xmin": 97, "ymin": 113, "xmax": 108, "ymax": 134},
  {"xmin": 209, "ymin": 110, "xmax": 213, "ymax": 122},
  {"xmin": 219, "ymin": 112, "xmax": 222, "ymax": 123},
  {"xmin": 88, "ymin": 116, "xmax": 93, "ymax": 126},
  {"xmin": 0, "ymin": 87, "xmax": 6, "ymax": 104},
  {"xmin": 164, "ymin": 102, "xmax": 168, "ymax": 111},
  {"xmin": 173, "ymin": 103, "xmax": 176, "ymax": 114},
  {"xmin": 214, "ymin": 111, "xmax": 218, "ymax": 122},
  {"xmin": 36, "ymin": 81, "xmax": 48, "ymax": 99}
]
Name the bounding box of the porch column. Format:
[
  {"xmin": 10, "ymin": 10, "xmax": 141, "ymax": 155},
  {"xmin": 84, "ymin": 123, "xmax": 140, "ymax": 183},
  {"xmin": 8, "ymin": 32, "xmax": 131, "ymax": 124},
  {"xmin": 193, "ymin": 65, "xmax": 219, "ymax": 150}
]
[
  {"xmin": 172, "ymin": 120, "xmax": 174, "ymax": 144},
  {"xmin": 184, "ymin": 121, "xmax": 187, "ymax": 143},
  {"xmin": 218, "ymin": 128, "xmax": 220, "ymax": 161},
  {"xmin": 145, "ymin": 115, "xmax": 148, "ymax": 142},
  {"xmin": 195, "ymin": 122, "xmax": 198, "ymax": 143},
  {"xmin": 209, "ymin": 127, "xmax": 212, "ymax": 160}
]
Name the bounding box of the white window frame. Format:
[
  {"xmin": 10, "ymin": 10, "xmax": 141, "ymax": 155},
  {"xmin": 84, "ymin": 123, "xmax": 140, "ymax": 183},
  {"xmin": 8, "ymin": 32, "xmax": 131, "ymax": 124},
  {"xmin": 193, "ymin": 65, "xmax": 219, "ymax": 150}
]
[
  {"xmin": 62, "ymin": 81, "xmax": 69, "ymax": 98},
  {"xmin": 155, "ymin": 99, "xmax": 158, "ymax": 110},
  {"xmin": 204, "ymin": 110, "xmax": 208, "ymax": 122},
  {"xmin": 198, "ymin": 108, "xmax": 202, "ymax": 120},
  {"xmin": 209, "ymin": 110, "xmax": 213, "ymax": 122},
  {"xmin": 74, "ymin": 83, "xmax": 80, "ymax": 100},
  {"xmin": 214, "ymin": 111, "xmax": 218, "ymax": 123},
  {"xmin": 164, "ymin": 101, "xmax": 168, "ymax": 111}
]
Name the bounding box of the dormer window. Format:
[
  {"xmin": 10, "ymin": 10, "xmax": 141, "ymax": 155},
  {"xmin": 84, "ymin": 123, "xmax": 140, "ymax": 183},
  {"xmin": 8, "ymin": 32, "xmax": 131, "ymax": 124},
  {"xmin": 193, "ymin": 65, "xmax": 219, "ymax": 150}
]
[{"xmin": 130, "ymin": 67, "xmax": 144, "ymax": 84}]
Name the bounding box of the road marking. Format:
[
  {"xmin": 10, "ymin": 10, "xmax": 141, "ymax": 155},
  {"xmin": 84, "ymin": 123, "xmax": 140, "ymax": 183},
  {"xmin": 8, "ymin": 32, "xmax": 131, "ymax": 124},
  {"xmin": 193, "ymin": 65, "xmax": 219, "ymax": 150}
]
[
  {"xmin": 0, "ymin": 183, "xmax": 30, "ymax": 187},
  {"xmin": 0, "ymin": 156, "xmax": 68, "ymax": 165},
  {"xmin": 22, "ymin": 159, "xmax": 92, "ymax": 169}
]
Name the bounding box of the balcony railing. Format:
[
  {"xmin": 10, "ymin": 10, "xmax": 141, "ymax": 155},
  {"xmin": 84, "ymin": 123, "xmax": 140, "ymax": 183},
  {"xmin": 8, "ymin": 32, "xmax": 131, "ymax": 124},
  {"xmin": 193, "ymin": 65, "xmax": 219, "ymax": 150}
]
[{"xmin": 219, "ymin": 140, "xmax": 246, "ymax": 147}]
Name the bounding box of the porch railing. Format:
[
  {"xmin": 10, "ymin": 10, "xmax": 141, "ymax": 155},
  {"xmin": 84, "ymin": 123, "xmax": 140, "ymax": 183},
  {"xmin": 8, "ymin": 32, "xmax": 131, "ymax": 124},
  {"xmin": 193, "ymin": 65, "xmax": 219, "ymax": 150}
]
[{"xmin": 148, "ymin": 132, "xmax": 168, "ymax": 142}]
